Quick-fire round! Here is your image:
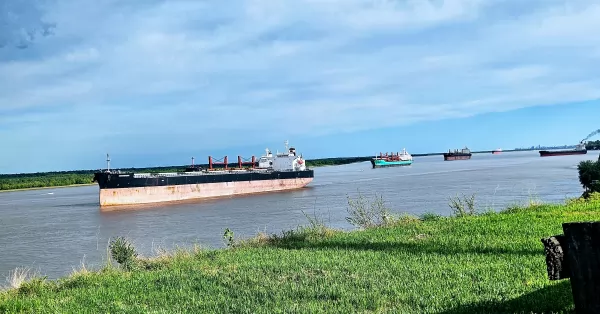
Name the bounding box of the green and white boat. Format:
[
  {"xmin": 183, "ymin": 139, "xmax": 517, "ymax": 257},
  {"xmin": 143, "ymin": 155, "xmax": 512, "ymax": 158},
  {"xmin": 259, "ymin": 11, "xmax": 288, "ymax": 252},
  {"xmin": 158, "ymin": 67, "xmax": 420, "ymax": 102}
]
[{"xmin": 371, "ymin": 148, "xmax": 413, "ymax": 168}]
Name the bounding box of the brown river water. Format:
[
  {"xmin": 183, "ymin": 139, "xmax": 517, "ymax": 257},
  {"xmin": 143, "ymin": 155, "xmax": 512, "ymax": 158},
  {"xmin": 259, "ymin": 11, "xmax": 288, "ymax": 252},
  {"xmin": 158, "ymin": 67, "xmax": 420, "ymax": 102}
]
[{"xmin": 0, "ymin": 151, "xmax": 597, "ymax": 280}]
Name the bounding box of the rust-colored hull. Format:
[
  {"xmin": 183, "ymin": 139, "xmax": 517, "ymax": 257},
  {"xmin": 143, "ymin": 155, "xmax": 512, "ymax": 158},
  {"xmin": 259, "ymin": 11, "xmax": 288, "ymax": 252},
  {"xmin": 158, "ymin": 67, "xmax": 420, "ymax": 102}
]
[{"xmin": 99, "ymin": 177, "xmax": 313, "ymax": 206}]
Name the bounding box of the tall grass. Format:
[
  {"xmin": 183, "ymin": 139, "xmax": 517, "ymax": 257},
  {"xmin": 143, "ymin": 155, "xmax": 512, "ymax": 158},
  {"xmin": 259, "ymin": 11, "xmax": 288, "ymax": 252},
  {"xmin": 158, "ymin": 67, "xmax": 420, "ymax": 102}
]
[
  {"xmin": 4, "ymin": 268, "xmax": 31, "ymax": 291},
  {"xmin": 3, "ymin": 195, "xmax": 600, "ymax": 313}
]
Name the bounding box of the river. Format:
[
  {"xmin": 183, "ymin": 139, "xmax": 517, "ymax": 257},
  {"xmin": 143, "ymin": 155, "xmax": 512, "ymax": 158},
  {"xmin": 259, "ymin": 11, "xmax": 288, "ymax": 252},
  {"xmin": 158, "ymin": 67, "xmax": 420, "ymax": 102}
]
[{"xmin": 0, "ymin": 150, "xmax": 596, "ymax": 280}]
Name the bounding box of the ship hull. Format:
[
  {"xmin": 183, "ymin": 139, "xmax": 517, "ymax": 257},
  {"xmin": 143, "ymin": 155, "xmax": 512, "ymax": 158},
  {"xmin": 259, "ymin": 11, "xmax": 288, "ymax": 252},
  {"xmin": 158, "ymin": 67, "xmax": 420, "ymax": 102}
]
[
  {"xmin": 539, "ymin": 149, "xmax": 587, "ymax": 157},
  {"xmin": 443, "ymin": 154, "xmax": 472, "ymax": 161},
  {"xmin": 93, "ymin": 170, "xmax": 314, "ymax": 206},
  {"xmin": 98, "ymin": 178, "xmax": 313, "ymax": 206},
  {"xmin": 371, "ymin": 159, "xmax": 413, "ymax": 168}
]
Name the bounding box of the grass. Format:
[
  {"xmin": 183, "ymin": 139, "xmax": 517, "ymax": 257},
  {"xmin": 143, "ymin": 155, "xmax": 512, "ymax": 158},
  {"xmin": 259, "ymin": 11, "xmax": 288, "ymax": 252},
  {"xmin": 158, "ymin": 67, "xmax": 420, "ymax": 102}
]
[{"xmin": 2, "ymin": 194, "xmax": 600, "ymax": 313}]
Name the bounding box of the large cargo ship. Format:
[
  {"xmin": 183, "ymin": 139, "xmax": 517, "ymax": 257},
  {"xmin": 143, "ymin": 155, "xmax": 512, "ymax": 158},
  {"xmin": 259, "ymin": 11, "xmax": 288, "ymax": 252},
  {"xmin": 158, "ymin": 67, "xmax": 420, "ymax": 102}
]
[
  {"xmin": 92, "ymin": 142, "xmax": 314, "ymax": 206},
  {"xmin": 443, "ymin": 147, "xmax": 472, "ymax": 161},
  {"xmin": 539, "ymin": 142, "xmax": 587, "ymax": 157},
  {"xmin": 371, "ymin": 149, "xmax": 413, "ymax": 168}
]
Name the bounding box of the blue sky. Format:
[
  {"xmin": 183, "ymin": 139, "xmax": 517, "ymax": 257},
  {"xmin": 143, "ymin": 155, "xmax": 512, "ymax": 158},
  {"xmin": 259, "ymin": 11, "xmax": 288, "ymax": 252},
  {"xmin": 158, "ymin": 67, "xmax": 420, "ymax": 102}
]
[{"xmin": 2, "ymin": 0, "xmax": 600, "ymax": 173}]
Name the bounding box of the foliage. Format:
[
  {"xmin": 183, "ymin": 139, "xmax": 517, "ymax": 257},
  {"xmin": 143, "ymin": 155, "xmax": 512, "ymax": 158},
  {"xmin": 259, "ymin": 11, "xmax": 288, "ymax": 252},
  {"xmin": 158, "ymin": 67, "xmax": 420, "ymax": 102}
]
[
  {"xmin": 448, "ymin": 193, "xmax": 477, "ymax": 217},
  {"xmin": 585, "ymin": 140, "xmax": 600, "ymax": 150},
  {"xmin": 565, "ymin": 192, "xmax": 600, "ymax": 208},
  {"xmin": 108, "ymin": 237, "xmax": 139, "ymax": 271},
  {"xmin": 577, "ymin": 154, "xmax": 600, "ymax": 197},
  {"xmin": 0, "ymin": 173, "xmax": 94, "ymax": 191},
  {"xmin": 223, "ymin": 228, "xmax": 235, "ymax": 247},
  {"xmin": 305, "ymin": 157, "xmax": 370, "ymax": 167},
  {"xmin": 420, "ymin": 212, "xmax": 443, "ymax": 221},
  {"xmin": 0, "ymin": 167, "xmax": 184, "ymax": 191},
  {"xmin": 345, "ymin": 191, "xmax": 394, "ymax": 229},
  {"xmin": 233, "ymin": 209, "xmax": 336, "ymax": 248},
  {"xmin": 3, "ymin": 200, "xmax": 598, "ymax": 313}
]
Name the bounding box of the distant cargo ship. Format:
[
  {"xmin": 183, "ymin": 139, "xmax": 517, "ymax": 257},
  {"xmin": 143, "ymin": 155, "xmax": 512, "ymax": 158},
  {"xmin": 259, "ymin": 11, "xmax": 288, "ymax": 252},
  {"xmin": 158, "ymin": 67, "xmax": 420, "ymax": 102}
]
[
  {"xmin": 539, "ymin": 142, "xmax": 587, "ymax": 157},
  {"xmin": 371, "ymin": 149, "xmax": 413, "ymax": 168},
  {"xmin": 492, "ymin": 148, "xmax": 502, "ymax": 155},
  {"xmin": 443, "ymin": 147, "xmax": 472, "ymax": 161},
  {"xmin": 92, "ymin": 142, "xmax": 314, "ymax": 206}
]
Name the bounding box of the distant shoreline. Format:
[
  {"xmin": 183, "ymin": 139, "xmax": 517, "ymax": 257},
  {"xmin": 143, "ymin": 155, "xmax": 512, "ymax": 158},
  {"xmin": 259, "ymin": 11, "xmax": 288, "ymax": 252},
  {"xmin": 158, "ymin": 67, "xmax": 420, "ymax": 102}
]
[
  {"xmin": 0, "ymin": 161, "xmax": 358, "ymax": 193},
  {"xmin": 0, "ymin": 149, "xmax": 595, "ymax": 192},
  {"xmin": 0, "ymin": 183, "xmax": 96, "ymax": 193}
]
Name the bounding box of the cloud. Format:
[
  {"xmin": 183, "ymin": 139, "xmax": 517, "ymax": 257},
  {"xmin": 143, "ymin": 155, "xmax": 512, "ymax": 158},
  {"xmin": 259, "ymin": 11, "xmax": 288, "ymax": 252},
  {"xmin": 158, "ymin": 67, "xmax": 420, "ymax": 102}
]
[
  {"xmin": 1, "ymin": 0, "xmax": 600, "ymax": 171},
  {"xmin": 0, "ymin": 0, "xmax": 56, "ymax": 49}
]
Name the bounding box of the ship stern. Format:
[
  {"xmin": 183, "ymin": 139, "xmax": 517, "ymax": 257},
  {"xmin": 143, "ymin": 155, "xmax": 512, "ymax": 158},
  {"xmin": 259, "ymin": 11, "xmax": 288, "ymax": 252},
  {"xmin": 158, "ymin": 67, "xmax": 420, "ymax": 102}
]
[{"xmin": 370, "ymin": 159, "xmax": 377, "ymax": 168}]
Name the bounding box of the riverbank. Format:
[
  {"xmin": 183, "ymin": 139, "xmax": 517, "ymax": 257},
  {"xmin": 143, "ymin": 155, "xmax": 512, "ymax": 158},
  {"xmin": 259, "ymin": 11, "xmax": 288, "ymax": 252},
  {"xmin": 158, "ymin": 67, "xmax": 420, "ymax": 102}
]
[
  {"xmin": 0, "ymin": 183, "xmax": 95, "ymax": 193},
  {"xmin": 2, "ymin": 194, "xmax": 597, "ymax": 313}
]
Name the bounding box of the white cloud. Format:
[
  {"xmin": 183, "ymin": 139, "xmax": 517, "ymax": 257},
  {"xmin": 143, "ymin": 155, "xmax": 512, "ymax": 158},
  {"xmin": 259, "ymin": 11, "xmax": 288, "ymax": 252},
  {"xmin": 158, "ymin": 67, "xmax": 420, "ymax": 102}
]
[
  {"xmin": 64, "ymin": 47, "xmax": 99, "ymax": 62},
  {"xmin": 1, "ymin": 0, "xmax": 600, "ymax": 172}
]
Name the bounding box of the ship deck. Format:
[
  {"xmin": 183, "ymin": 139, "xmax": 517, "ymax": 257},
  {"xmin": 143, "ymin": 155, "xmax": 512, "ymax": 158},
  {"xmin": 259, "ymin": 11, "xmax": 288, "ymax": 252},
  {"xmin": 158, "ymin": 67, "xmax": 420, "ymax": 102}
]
[{"xmin": 105, "ymin": 168, "xmax": 294, "ymax": 179}]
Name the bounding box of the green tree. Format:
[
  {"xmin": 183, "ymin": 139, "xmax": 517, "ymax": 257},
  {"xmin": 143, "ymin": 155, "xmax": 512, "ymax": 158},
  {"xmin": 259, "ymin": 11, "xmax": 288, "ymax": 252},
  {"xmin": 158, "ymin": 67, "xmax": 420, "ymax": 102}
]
[
  {"xmin": 585, "ymin": 140, "xmax": 600, "ymax": 150},
  {"xmin": 578, "ymin": 154, "xmax": 600, "ymax": 197}
]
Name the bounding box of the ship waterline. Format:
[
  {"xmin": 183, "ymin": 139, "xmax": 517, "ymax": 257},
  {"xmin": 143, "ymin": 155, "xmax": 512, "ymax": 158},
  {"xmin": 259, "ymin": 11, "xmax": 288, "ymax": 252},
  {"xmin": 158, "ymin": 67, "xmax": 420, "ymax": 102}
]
[
  {"xmin": 99, "ymin": 177, "xmax": 314, "ymax": 206},
  {"xmin": 539, "ymin": 142, "xmax": 588, "ymax": 157},
  {"xmin": 371, "ymin": 160, "xmax": 413, "ymax": 168},
  {"xmin": 443, "ymin": 147, "xmax": 472, "ymax": 161}
]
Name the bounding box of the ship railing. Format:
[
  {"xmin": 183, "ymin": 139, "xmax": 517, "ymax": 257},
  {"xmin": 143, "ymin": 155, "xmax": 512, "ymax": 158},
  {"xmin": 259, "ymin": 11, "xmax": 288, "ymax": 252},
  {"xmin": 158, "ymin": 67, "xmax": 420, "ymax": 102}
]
[
  {"xmin": 131, "ymin": 168, "xmax": 275, "ymax": 178},
  {"xmin": 133, "ymin": 174, "xmax": 153, "ymax": 178}
]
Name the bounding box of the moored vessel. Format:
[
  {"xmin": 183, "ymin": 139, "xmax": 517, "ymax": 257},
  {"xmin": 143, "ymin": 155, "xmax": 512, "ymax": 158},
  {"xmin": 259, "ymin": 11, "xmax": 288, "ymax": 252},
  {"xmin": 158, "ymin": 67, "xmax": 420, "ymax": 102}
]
[
  {"xmin": 371, "ymin": 149, "xmax": 413, "ymax": 168},
  {"xmin": 443, "ymin": 147, "xmax": 472, "ymax": 161},
  {"xmin": 92, "ymin": 141, "xmax": 314, "ymax": 206},
  {"xmin": 539, "ymin": 142, "xmax": 587, "ymax": 157},
  {"xmin": 492, "ymin": 148, "xmax": 502, "ymax": 155}
]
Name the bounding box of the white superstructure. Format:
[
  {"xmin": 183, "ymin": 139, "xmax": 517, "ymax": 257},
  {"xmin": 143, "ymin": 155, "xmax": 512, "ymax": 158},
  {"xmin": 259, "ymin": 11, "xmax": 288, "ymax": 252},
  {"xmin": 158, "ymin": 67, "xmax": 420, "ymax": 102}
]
[
  {"xmin": 257, "ymin": 141, "xmax": 307, "ymax": 171},
  {"xmin": 398, "ymin": 148, "xmax": 413, "ymax": 161}
]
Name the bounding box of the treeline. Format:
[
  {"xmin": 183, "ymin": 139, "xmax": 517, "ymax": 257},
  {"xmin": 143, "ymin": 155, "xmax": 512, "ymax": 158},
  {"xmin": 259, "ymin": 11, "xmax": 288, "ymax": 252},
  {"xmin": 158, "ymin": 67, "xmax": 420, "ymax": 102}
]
[
  {"xmin": 0, "ymin": 173, "xmax": 94, "ymax": 190},
  {"xmin": 305, "ymin": 157, "xmax": 371, "ymax": 167},
  {"xmin": 585, "ymin": 140, "xmax": 600, "ymax": 150},
  {"xmin": 0, "ymin": 166, "xmax": 187, "ymax": 191},
  {"xmin": 0, "ymin": 157, "xmax": 369, "ymax": 191}
]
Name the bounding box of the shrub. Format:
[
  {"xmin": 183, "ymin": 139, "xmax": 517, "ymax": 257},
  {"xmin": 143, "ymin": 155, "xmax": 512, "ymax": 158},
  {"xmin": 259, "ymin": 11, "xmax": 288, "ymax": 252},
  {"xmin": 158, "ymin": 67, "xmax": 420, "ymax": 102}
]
[
  {"xmin": 448, "ymin": 193, "xmax": 477, "ymax": 217},
  {"xmin": 223, "ymin": 228, "xmax": 235, "ymax": 247},
  {"xmin": 421, "ymin": 212, "xmax": 442, "ymax": 221},
  {"xmin": 345, "ymin": 191, "xmax": 393, "ymax": 229},
  {"xmin": 578, "ymin": 154, "xmax": 600, "ymax": 198},
  {"xmin": 109, "ymin": 237, "xmax": 139, "ymax": 271}
]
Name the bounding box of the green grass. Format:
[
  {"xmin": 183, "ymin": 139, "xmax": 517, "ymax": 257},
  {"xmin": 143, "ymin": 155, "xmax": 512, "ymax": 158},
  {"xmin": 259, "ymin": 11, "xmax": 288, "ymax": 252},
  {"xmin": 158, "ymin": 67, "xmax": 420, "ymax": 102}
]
[{"xmin": 3, "ymin": 197, "xmax": 600, "ymax": 313}]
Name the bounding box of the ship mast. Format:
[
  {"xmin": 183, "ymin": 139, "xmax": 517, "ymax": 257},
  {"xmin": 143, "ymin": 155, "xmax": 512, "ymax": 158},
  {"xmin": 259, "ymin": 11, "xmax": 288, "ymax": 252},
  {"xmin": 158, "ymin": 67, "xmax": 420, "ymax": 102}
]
[{"xmin": 106, "ymin": 153, "xmax": 111, "ymax": 172}]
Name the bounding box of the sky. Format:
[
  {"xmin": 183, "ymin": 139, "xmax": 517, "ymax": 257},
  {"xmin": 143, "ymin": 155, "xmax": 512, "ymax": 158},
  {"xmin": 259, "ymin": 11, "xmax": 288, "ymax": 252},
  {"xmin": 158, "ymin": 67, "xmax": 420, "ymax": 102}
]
[{"xmin": 1, "ymin": 0, "xmax": 600, "ymax": 173}]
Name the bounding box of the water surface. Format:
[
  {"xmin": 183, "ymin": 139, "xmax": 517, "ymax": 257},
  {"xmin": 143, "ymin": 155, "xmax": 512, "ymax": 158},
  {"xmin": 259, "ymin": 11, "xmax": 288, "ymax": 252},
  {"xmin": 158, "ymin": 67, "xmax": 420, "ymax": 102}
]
[{"xmin": 0, "ymin": 151, "xmax": 596, "ymax": 280}]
